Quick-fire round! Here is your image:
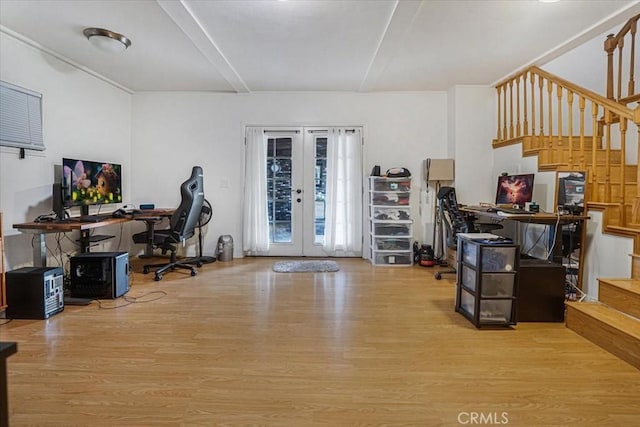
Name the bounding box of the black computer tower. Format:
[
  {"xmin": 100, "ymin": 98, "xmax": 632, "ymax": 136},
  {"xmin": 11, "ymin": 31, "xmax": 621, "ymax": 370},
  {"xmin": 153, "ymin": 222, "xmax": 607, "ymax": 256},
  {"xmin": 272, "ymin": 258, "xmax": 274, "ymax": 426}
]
[
  {"xmin": 70, "ymin": 252, "xmax": 129, "ymax": 299},
  {"xmin": 6, "ymin": 267, "xmax": 65, "ymax": 319}
]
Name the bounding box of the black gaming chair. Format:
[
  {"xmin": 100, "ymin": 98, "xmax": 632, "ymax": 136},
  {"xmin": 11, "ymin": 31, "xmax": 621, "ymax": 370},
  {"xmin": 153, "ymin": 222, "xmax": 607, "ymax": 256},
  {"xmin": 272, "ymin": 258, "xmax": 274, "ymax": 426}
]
[
  {"xmin": 434, "ymin": 187, "xmax": 502, "ymax": 280},
  {"xmin": 133, "ymin": 166, "xmax": 204, "ymax": 281}
]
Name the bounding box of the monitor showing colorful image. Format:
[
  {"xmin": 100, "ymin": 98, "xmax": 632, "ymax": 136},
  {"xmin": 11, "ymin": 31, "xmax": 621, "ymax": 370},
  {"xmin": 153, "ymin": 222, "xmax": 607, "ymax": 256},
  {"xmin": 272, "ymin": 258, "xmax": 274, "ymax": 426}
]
[
  {"xmin": 495, "ymin": 173, "xmax": 534, "ymax": 207},
  {"xmin": 62, "ymin": 158, "xmax": 122, "ymax": 208}
]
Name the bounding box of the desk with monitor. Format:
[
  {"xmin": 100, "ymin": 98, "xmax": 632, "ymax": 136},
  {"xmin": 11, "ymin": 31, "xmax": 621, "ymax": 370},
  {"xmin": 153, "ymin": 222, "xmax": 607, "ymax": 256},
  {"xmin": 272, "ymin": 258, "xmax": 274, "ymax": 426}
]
[
  {"xmin": 13, "ymin": 209, "xmax": 173, "ymax": 267},
  {"xmin": 462, "ymin": 207, "xmax": 589, "ymax": 288}
]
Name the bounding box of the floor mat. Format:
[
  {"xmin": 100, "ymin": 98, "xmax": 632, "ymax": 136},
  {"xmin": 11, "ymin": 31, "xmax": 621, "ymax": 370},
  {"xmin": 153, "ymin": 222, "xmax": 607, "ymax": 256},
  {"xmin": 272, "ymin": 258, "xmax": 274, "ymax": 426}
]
[{"xmin": 273, "ymin": 260, "xmax": 339, "ymax": 273}]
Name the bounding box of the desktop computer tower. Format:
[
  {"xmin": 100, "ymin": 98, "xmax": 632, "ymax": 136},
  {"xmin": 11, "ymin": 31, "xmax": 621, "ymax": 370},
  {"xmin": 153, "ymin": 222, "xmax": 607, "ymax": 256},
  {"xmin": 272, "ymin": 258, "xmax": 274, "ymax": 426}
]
[
  {"xmin": 5, "ymin": 267, "xmax": 65, "ymax": 319},
  {"xmin": 70, "ymin": 252, "xmax": 129, "ymax": 299}
]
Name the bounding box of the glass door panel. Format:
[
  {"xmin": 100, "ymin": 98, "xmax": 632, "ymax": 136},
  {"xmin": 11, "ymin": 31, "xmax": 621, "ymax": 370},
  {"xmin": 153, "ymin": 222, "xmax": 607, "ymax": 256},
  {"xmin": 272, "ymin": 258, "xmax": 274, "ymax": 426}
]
[
  {"xmin": 264, "ymin": 132, "xmax": 303, "ymax": 256},
  {"xmin": 314, "ymin": 138, "xmax": 327, "ymax": 245}
]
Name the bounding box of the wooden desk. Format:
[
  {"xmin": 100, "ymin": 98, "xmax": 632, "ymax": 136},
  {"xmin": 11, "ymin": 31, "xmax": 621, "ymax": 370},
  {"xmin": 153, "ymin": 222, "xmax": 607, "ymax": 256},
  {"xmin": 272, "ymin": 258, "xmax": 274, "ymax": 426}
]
[
  {"xmin": 13, "ymin": 209, "xmax": 173, "ymax": 266},
  {"xmin": 462, "ymin": 207, "xmax": 589, "ymax": 287}
]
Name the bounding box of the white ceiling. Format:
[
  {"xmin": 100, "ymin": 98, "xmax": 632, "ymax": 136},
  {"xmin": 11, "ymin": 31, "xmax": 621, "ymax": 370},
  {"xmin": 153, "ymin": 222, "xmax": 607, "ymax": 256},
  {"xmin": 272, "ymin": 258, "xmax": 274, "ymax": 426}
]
[{"xmin": 1, "ymin": 0, "xmax": 638, "ymax": 93}]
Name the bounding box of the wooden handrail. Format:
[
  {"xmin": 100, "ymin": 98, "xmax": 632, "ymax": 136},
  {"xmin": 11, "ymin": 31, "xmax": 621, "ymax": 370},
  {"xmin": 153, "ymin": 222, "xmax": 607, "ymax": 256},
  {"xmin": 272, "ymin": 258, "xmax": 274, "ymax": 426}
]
[{"xmin": 496, "ymin": 66, "xmax": 637, "ymax": 123}]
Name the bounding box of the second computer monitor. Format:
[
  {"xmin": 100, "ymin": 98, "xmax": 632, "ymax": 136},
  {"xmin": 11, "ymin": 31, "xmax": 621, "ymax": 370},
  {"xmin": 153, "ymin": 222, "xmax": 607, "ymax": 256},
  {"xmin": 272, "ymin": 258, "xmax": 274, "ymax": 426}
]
[{"xmin": 495, "ymin": 173, "xmax": 534, "ymax": 207}]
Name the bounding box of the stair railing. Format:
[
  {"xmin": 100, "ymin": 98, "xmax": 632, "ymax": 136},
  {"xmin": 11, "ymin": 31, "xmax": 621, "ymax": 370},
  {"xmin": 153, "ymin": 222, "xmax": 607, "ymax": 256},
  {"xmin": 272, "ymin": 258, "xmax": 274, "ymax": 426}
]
[
  {"xmin": 605, "ymin": 13, "xmax": 639, "ymax": 106},
  {"xmin": 494, "ymin": 66, "xmax": 640, "ymax": 224}
]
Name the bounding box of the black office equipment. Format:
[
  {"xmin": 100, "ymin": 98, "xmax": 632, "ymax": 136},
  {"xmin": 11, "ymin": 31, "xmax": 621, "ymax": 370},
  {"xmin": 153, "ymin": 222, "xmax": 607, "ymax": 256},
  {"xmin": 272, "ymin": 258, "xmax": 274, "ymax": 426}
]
[
  {"xmin": 434, "ymin": 187, "xmax": 503, "ymax": 280},
  {"xmin": 5, "ymin": 267, "xmax": 64, "ymax": 319},
  {"xmin": 70, "ymin": 252, "xmax": 129, "ymax": 299},
  {"xmin": 132, "ymin": 166, "xmax": 204, "ymax": 281}
]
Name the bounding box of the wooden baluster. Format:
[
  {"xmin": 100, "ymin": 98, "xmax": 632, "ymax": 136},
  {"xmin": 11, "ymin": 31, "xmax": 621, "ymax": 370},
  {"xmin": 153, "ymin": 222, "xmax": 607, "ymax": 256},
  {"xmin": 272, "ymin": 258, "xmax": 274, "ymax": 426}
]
[
  {"xmin": 523, "ymin": 73, "xmax": 529, "ymax": 136},
  {"xmin": 516, "ymin": 76, "xmax": 521, "ymax": 137},
  {"xmin": 509, "ymin": 80, "xmax": 514, "ymax": 139},
  {"xmin": 503, "ymin": 83, "xmax": 508, "ymax": 142},
  {"xmin": 629, "ymin": 20, "xmax": 636, "ymax": 99},
  {"xmin": 620, "ymin": 117, "xmax": 628, "ymax": 224},
  {"xmin": 538, "ymin": 74, "xmax": 544, "ymax": 149},
  {"xmin": 547, "ymin": 80, "xmax": 554, "ymax": 162},
  {"xmin": 617, "ymin": 38, "xmax": 624, "ymax": 102},
  {"xmin": 579, "ymin": 96, "xmax": 586, "ymax": 169},
  {"xmin": 557, "ymin": 85, "xmax": 564, "ymax": 160},
  {"xmin": 604, "ymin": 109, "xmax": 612, "ymax": 203},
  {"xmin": 568, "ymin": 91, "xmax": 574, "ymax": 167},
  {"xmin": 591, "ymin": 102, "xmax": 599, "ymax": 201},
  {"xmin": 530, "ymin": 72, "xmax": 535, "ymax": 139},
  {"xmin": 497, "ymin": 86, "xmax": 502, "ymax": 141}
]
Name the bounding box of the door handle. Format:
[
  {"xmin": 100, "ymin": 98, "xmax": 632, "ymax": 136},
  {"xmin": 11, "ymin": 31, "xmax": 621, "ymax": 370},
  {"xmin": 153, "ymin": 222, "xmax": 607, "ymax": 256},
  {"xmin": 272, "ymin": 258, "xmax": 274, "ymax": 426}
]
[
  {"xmin": 296, "ymin": 198, "xmax": 302, "ymax": 203},
  {"xmin": 296, "ymin": 189, "xmax": 302, "ymax": 194}
]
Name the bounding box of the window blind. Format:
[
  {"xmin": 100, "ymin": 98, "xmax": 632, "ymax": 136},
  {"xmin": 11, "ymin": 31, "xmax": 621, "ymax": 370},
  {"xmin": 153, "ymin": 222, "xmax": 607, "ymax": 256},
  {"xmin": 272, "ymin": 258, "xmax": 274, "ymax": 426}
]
[{"xmin": 0, "ymin": 81, "xmax": 45, "ymax": 151}]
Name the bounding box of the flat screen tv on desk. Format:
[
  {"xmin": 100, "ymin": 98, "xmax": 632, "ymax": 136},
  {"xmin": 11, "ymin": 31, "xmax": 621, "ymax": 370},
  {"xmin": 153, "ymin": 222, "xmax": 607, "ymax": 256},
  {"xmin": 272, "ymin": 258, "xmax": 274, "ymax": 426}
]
[
  {"xmin": 495, "ymin": 173, "xmax": 534, "ymax": 207},
  {"xmin": 62, "ymin": 158, "xmax": 123, "ymax": 216}
]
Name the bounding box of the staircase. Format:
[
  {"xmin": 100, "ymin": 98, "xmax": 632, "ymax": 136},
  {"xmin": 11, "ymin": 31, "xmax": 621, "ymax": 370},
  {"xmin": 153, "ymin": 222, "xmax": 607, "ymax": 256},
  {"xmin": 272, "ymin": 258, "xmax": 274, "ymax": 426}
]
[
  {"xmin": 566, "ymin": 279, "xmax": 640, "ymax": 369},
  {"xmin": 493, "ymin": 14, "xmax": 640, "ymax": 369}
]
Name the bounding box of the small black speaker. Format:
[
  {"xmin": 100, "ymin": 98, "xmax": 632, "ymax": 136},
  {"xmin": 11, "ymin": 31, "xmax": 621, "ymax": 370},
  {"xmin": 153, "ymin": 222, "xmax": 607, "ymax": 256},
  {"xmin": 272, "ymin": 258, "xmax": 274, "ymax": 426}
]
[{"xmin": 52, "ymin": 183, "xmax": 65, "ymax": 220}]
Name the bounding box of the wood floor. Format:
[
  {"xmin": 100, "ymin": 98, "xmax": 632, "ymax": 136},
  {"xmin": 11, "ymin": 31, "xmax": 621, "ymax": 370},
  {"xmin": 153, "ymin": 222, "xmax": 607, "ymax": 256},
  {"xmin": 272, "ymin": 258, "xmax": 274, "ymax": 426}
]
[{"xmin": 1, "ymin": 257, "xmax": 639, "ymax": 426}]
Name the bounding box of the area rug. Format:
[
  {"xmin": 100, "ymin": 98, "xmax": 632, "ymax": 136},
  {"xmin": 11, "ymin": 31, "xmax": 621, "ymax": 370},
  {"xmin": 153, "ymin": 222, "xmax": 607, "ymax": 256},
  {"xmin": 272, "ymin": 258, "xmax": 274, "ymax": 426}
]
[{"xmin": 273, "ymin": 260, "xmax": 339, "ymax": 273}]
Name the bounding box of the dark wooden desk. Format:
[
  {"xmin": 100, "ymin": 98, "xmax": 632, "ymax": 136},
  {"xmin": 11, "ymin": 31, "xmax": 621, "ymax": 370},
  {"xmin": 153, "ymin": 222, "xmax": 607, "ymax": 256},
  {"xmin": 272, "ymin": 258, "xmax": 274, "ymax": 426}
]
[
  {"xmin": 13, "ymin": 209, "xmax": 173, "ymax": 266},
  {"xmin": 1, "ymin": 341, "xmax": 17, "ymax": 427},
  {"xmin": 462, "ymin": 207, "xmax": 589, "ymax": 288}
]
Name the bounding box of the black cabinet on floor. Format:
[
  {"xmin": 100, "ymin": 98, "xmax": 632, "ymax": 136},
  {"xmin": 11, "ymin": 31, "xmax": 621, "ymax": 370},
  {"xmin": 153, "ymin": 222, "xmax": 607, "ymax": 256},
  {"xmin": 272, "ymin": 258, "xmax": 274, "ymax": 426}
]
[{"xmin": 517, "ymin": 259, "xmax": 566, "ymax": 322}]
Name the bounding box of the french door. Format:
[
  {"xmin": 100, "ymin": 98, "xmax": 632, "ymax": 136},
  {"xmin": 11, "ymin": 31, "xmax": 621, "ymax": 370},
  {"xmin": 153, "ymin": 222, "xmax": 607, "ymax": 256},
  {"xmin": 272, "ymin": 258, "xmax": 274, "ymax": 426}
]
[{"xmin": 264, "ymin": 128, "xmax": 330, "ymax": 256}]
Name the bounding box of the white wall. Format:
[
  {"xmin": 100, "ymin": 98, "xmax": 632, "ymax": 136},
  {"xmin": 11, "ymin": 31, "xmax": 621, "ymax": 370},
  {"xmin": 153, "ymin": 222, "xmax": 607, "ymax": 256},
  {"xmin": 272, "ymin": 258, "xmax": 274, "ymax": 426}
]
[
  {"xmin": 0, "ymin": 32, "xmax": 132, "ymax": 269},
  {"xmin": 448, "ymin": 86, "xmax": 497, "ymax": 205},
  {"xmin": 131, "ymin": 91, "xmax": 448, "ymax": 257},
  {"xmin": 583, "ymin": 210, "xmax": 633, "ymax": 298}
]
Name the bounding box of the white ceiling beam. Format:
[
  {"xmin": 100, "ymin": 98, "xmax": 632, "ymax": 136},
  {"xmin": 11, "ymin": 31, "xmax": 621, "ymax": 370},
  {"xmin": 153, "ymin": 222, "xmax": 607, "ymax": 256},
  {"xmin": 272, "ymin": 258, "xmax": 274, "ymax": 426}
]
[
  {"xmin": 359, "ymin": 0, "xmax": 424, "ymax": 92},
  {"xmin": 157, "ymin": 0, "xmax": 250, "ymax": 93}
]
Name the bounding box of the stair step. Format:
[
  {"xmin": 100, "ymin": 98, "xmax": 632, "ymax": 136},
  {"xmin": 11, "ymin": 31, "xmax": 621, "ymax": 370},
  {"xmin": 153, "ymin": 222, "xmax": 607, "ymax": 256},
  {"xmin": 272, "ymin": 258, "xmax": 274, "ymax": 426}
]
[
  {"xmin": 599, "ymin": 278, "xmax": 640, "ymax": 319},
  {"xmin": 538, "ymin": 163, "xmax": 568, "ymax": 172},
  {"xmin": 632, "ymin": 254, "xmax": 640, "ymax": 279},
  {"xmin": 566, "ymin": 301, "xmax": 640, "ymax": 369}
]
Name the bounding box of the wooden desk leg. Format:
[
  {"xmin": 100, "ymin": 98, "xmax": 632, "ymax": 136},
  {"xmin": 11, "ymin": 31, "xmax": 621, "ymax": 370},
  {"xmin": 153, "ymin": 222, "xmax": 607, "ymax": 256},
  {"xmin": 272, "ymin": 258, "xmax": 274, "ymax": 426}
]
[
  {"xmin": 33, "ymin": 233, "xmax": 46, "ymax": 267},
  {"xmin": 139, "ymin": 219, "xmax": 158, "ymax": 259}
]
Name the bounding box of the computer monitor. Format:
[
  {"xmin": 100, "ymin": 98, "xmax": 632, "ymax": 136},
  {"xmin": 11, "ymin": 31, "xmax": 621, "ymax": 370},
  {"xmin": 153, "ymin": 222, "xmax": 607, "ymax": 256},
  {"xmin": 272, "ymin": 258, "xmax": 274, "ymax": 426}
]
[
  {"xmin": 62, "ymin": 158, "xmax": 123, "ymax": 215},
  {"xmin": 558, "ymin": 175, "xmax": 585, "ymax": 213},
  {"xmin": 495, "ymin": 173, "xmax": 534, "ymax": 207}
]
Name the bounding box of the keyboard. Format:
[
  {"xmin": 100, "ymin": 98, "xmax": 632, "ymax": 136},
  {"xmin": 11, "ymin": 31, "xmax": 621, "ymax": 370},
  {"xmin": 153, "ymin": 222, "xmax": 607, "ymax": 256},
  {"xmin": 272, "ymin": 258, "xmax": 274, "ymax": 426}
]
[
  {"xmin": 79, "ymin": 214, "xmax": 111, "ymax": 222},
  {"xmin": 495, "ymin": 207, "xmax": 531, "ymax": 214}
]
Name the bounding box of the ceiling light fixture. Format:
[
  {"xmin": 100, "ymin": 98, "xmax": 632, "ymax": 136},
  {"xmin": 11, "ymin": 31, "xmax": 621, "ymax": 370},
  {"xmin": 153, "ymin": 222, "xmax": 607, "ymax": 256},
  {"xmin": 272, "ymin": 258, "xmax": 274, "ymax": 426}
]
[{"xmin": 83, "ymin": 28, "xmax": 132, "ymax": 53}]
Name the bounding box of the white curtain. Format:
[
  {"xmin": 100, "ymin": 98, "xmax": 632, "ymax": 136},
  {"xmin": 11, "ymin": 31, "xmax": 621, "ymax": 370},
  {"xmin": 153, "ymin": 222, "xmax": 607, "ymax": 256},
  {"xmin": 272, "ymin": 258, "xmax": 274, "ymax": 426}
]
[
  {"xmin": 243, "ymin": 127, "xmax": 270, "ymax": 253},
  {"xmin": 323, "ymin": 128, "xmax": 363, "ymax": 255}
]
